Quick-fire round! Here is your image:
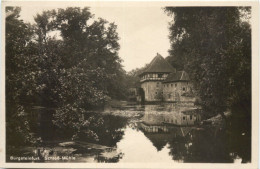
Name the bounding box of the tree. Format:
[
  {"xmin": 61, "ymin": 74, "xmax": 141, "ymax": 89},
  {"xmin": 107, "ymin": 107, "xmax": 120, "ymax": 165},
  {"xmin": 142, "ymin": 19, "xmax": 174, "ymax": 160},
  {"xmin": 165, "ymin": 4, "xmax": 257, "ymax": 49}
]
[
  {"xmin": 126, "ymin": 64, "xmax": 149, "ymax": 88},
  {"xmin": 6, "ymin": 7, "xmax": 126, "ymax": 145},
  {"xmin": 6, "ymin": 7, "xmax": 42, "ymax": 146},
  {"xmin": 32, "ymin": 7, "xmax": 125, "ymax": 140},
  {"xmin": 165, "ymin": 7, "xmax": 251, "ymax": 119}
]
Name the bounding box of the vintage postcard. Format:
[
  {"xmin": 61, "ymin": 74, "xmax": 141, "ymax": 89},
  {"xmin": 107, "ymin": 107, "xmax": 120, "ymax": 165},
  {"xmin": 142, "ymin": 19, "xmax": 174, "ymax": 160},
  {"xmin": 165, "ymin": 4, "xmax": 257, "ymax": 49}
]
[{"xmin": 0, "ymin": 0, "xmax": 259, "ymax": 168}]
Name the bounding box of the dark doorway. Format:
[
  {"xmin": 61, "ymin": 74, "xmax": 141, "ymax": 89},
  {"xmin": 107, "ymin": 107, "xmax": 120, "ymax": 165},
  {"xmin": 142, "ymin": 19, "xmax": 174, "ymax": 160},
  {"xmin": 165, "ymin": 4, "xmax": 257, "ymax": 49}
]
[{"xmin": 139, "ymin": 88, "xmax": 145, "ymax": 104}]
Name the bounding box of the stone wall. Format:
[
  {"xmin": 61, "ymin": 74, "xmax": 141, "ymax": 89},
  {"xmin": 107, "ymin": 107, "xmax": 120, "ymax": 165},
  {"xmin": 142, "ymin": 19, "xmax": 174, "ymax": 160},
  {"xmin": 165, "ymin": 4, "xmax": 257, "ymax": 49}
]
[
  {"xmin": 162, "ymin": 81, "xmax": 194, "ymax": 102},
  {"xmin": 141, "ymin": 81, "xmax": 163, "ymax": 101},
  {"xmin": 140, "ymin": 79, "xmax": 196, "ymax": 103}
]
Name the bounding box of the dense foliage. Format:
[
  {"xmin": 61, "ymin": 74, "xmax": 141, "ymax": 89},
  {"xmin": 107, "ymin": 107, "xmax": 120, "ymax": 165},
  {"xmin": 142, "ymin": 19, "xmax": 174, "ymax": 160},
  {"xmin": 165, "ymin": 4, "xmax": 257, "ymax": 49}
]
[
  {"xmin": 165, "ymin": 8, "xmax": 251, "ymax": 161},
  {"xmin": 125, "ymin": 64, "xmax": 149, "ymax": 89},
  {"xmin": 165, "ymin": 7, "xmax": 251, "ymax": 118},
  {"xmin": 6, "ymin": 7, "xmax": 41, "ymax": 145},
  {"xmin": 6, "ymin": 7, "xmax": 127, "ymax": 145}
]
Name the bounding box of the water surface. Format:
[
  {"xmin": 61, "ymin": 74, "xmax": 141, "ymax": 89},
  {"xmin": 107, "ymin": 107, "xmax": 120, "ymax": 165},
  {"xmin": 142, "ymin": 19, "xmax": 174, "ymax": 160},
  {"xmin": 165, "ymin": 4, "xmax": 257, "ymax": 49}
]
[{"xmin": 6, "ymin": 103, "xmax": 250, "ymax": 163}]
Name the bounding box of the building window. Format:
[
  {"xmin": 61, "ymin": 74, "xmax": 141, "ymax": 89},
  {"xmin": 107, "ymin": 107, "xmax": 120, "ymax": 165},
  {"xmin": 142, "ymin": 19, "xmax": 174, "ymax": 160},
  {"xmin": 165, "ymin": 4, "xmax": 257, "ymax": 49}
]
[
  {"xmin": 175, "ymin": 84, "xmax": 177, "ymax": 87},
  {"xmin": 158, "ymin": 74, "xmax": 163, "ymax": 78},
  {"xmin": 171, "ymin": 84, "xmax": 173, "ymax": 87},
  {"xmin": 183, "ymin": 116, "xmax": 186, "ymax": 120},
  {"xmin": 183, "ymin": 87, "xmax": 186, "ymax": 91},
  {"xmin": 155, "ymin": 92, "xmax": 157, "ymax": 94},
  {"xmin": 190, "ymin": 115, "xmax": 192, "ymax": 120}
]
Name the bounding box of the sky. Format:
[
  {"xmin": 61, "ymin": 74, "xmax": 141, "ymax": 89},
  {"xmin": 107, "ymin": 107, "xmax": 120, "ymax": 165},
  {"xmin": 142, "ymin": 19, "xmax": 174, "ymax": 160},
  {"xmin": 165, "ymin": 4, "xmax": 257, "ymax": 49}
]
[{"xmin": 19, "ymin": 6, "xmax": 173, "ymax": 72}]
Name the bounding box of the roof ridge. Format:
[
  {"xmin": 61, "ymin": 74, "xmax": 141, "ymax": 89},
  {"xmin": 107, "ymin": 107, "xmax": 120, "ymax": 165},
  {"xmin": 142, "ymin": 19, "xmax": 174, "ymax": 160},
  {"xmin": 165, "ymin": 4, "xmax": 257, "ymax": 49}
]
[
  {"xmin": 164, "ymin": 70, "xmax": 189, "ymax": 83},
  {"xmin": 140, "ymin": 53, "xmax": 175, "ymax": 75}
]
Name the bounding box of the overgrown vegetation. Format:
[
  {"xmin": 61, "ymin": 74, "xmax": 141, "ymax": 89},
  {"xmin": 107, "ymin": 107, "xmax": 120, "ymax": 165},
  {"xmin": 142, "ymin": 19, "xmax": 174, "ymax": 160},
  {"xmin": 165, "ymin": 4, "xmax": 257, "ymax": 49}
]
[
  {"xmin": 165, "ymin": 7, "xmax": 251, "ymax": 162},
  {"xmin": 6, "ymin": 7, "xmax": 128, "ymax": 146},
  {"xmin": 164, "ymin": 7, "xmax": 251, "ymax": 119}
]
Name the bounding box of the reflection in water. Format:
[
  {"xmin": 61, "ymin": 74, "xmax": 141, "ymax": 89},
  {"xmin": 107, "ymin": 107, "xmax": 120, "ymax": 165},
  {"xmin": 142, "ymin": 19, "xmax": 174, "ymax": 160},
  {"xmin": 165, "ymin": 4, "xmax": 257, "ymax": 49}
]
[
  {"xmin": 7, "ymin": 103, "xmax": 250, "ymax": 163},
  {"xmin": 142, "ymin": 105, "xmax": 201, "ymax": 126},
  {"xmin": 114, "ymin": 103, "xmax": 248, "ymax": 163},
  {"xmin": 116, "ymin": 127, "xmax": 176, "ymax": 163}
]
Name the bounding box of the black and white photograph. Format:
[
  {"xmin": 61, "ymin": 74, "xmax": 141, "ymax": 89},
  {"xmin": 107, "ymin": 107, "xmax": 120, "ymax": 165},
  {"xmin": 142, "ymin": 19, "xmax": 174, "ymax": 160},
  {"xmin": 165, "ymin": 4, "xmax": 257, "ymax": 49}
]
[{"xmin": 0, "ymin": 1, "xmax": 259, "ymax": 168}]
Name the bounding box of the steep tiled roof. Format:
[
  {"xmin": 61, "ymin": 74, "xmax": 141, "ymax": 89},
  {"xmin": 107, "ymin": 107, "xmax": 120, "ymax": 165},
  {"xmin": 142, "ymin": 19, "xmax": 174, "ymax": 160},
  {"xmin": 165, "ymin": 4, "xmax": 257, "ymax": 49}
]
[
  {"xmin": 140, "ymin": 53, "xmax": 175, "ymax": 75},
  {"xmin": 164, "ymin": 71, "xmax": 190, "ymax": 83}
]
